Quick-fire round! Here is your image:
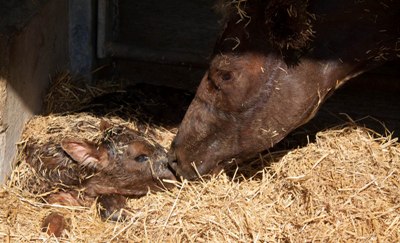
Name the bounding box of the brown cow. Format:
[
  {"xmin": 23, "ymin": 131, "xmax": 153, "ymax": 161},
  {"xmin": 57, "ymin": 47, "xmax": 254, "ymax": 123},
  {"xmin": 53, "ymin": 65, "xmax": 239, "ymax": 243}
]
[
  {"xmin": 169, "ymin": 0, "xmax": 400, "ymax": 179},
  {"xmin": 26, "ymin": 121, "xmax": 176, "ymax": 220}
]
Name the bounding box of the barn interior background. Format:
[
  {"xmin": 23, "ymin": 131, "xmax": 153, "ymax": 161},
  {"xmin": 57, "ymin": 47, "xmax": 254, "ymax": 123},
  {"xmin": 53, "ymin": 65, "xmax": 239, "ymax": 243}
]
[{"xmin": 0, "ymin": 0, "xmax": 399, "ymax": 241}]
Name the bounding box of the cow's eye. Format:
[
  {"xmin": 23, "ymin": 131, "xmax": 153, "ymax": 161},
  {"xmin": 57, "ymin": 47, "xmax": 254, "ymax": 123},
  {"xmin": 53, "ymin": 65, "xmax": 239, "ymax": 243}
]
[
  {"xmin": 134, "ymin": 154, "xmax": 149, "ymax": 163},
  {"xmin": 219, "ymin": 70, "xmax": 232, "ymax": 81}
]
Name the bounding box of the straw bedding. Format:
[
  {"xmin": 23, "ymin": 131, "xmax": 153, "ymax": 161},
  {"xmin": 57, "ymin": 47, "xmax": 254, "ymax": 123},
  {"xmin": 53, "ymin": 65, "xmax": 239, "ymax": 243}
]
[{"xmin": 1, "ymin": 73, "xmax": 399, "ymax": 241}]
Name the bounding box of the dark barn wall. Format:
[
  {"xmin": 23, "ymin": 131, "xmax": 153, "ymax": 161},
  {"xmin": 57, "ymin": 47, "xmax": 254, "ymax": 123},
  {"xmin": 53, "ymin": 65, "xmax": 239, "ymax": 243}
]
[
  {"xmin": 0, "ymin": 0, "xmax": 69, "ymax": 183},
  {"xmin": 98, "ymin": 0, "xmax": 221, "ymax": 90}
]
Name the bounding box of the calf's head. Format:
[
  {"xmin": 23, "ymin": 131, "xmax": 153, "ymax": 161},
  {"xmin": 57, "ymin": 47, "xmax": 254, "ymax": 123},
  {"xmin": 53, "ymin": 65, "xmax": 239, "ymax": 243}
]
[
  {"xmin": 169, "ymin": 0, "xmax": 400, "ymax": 179},
  {"xmin": 61, "ymin": 126, "xmax": 176, "ymax": 196}
]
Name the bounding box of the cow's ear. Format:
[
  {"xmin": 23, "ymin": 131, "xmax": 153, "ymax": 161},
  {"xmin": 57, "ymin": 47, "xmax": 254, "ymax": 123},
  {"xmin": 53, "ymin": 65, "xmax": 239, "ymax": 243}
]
[
  {"xmin": 61, "ymin": 138, "xmax": 109, "ymax": 169},
  {"xmin": 264, "ymin": 0, "xmax": 314, "ymax": 50}
]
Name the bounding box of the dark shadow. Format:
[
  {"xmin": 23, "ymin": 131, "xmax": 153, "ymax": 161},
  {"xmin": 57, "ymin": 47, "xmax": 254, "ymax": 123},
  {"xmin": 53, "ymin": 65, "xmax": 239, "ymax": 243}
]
[
  {"xmin": 75, "ymin": 83, "xmax": 194, "ymax": 130},
  {"xmin": 216, "ymin": 0, "xmax": 399, "ymax": 72}
]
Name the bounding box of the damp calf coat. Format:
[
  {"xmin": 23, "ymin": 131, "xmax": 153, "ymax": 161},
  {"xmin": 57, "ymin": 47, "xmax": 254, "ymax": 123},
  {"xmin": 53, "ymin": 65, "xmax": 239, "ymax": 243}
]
[
  {"xmin": 26, "ymin": 122, "xmax": 175, "ymax": 219},
  {"xmin": 169, "ymin": 0, "xmax": 400, "ymax": 179}
]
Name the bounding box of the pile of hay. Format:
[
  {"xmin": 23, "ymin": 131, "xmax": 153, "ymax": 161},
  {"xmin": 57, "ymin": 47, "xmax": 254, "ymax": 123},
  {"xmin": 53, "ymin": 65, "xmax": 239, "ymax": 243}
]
[
  {"xmin": 20, "ymin": 113, "xmax": 174, "ymax": 149},
  {"xmin": 1, "ymin": 125, "xmax": 399, "ymax": 241},
  {"xmin": 43, "ymin": 71, "xmax": 125, "ymax": 114}
]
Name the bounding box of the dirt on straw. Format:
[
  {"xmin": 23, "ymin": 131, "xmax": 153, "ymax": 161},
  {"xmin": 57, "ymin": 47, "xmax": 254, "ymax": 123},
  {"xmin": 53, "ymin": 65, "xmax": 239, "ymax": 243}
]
[{"xmin": 1, "ymin": 72, "xmax": 400, "ymax": 241}]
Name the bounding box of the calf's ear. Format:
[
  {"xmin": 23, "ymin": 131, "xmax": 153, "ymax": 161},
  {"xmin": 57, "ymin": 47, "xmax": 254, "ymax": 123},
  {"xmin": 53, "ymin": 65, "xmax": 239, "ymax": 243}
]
[{"xmin": 61, "ymin": 138, "xmax": 109, "ymax": 169}]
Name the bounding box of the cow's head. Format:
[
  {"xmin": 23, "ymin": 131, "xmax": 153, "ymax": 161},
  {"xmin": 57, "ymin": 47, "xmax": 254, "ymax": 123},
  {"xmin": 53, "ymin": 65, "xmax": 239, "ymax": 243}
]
[{"xmin": 169, "ymin": 0, "xmax": 399, "ymax": 179}]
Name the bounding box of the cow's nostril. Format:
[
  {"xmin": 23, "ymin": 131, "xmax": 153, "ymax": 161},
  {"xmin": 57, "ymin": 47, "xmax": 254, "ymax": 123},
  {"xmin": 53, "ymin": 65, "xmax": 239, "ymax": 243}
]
[
  {"xmin": 169, "ymin": 158, "xmax": 178, "ymax": 170},
  {"xmin": 167, "ymin": 154, "xmax": 180, "ymax": 179},
  {"xmin": 167, "ymin": 151, "xmax": 178, "ymax": 168},
  {"xmin": 168, "ymin": 160, "xmax": 177, "ymax": 172}
]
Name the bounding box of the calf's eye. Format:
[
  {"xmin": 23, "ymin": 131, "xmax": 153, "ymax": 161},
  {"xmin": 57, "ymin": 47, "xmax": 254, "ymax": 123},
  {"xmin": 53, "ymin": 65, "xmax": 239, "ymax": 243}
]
[{"xmin": 134, "ymin": 154, "xmax": 149, "ymax": 163}]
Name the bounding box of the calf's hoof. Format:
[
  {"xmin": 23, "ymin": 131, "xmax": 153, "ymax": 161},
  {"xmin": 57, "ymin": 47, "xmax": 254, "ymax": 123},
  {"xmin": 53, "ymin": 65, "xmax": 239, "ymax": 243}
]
[{"xmin": 97, "ymin": 194, "xmax": 128, "ymax": 221}]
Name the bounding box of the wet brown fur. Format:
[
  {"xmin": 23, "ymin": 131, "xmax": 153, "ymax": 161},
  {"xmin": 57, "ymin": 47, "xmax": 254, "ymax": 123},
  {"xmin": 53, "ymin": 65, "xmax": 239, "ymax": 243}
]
[{"xmin": 26, "ymin": 122, "xmax": 176, "ymax": 220}]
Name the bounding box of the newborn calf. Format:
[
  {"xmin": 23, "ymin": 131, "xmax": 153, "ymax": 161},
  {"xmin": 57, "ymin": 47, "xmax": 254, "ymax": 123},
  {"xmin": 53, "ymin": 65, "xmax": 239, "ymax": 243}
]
[{"xmin": 25, "ymin": 120, "xmax": 176, "ymax": 220}]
